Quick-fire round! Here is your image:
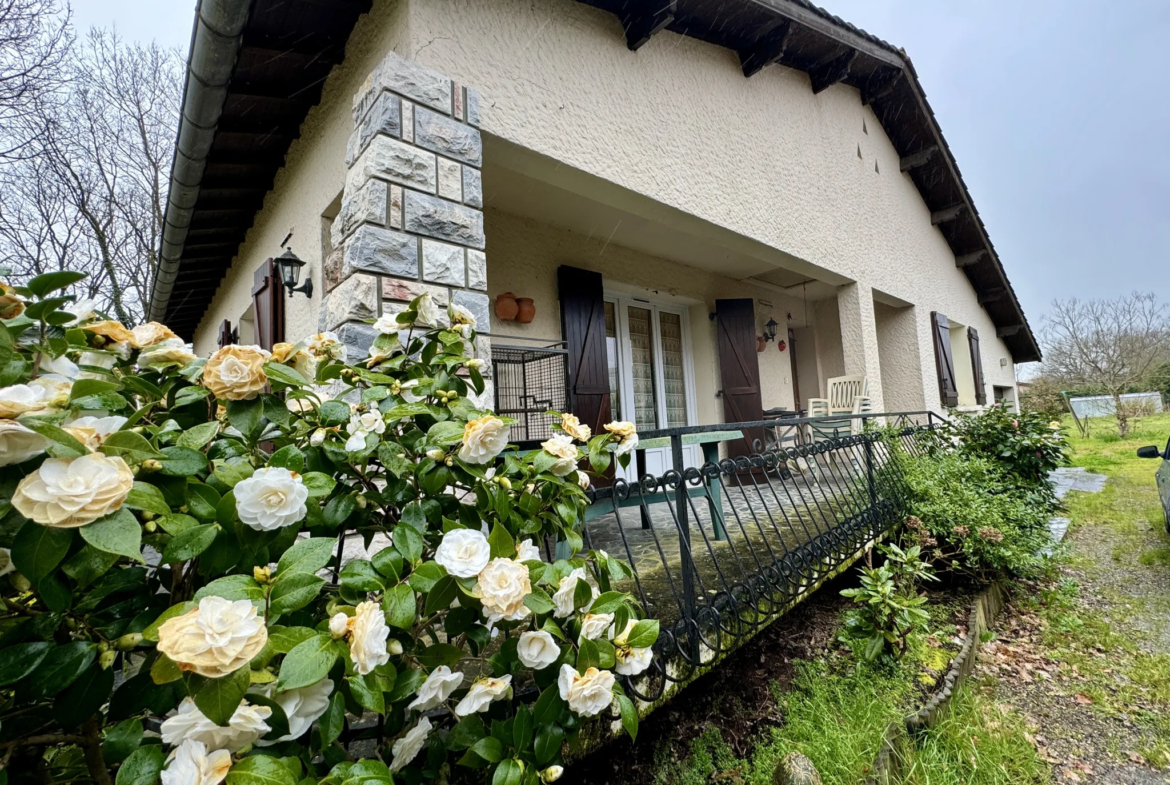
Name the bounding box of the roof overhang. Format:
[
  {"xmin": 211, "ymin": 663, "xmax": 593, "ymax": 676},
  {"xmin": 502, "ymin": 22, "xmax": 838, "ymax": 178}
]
[{"xmin": 150, "ymin": 0, "xmax": 1041, "ymax": 363}]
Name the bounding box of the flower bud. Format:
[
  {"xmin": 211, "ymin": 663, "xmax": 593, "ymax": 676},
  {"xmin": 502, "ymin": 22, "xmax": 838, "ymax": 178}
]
[
  {"xmin": 355, "ymin": 493, "xmax": 368, "ymax": 510},
  {"xmin": 141, "ymin": 510, "xmax": 155, "ymax": 521},
  {"xmin": 525, "ymin": 483, "xmax": 535, "ymax": 495},
  {"xmin": 329, "ymin": 612, "xmax": 350, "ymax": 639},
  {"xmin": 97, "ymin": 641, "xmax": 111, "ymax": 653},
  {"xmin": 9, "ymin": 573, "xmax": 30, "ymax": 592},
  {"xmin": 178, "ymin": 506, "xmax": 189, "ymax": 514},
  {"xmin": 310, "ymin": 428, "xmax": 327, "ymax": 447},
  {"xmin": 426, "ymin": 449, "xmax": 445, "ymax": 461},
  {"xmin": 131, "ymin": 426, "xmax": 146, "ymax": 434},
  {"xmin": 99, "ymin": 649, "xmax": 117, "ymax": 670},
  {"xmin": 144, "ymin": 520, "xmax": 157, "ymax": 533},
  {"xmin": 115, "ymin": 633, "xmax": 143, "ymax": 651},
  {"xmin": 141, "ymin": 459, "xmax": 162, "ymax": 473},
  {"xmin": 541, "ymin": 766, "xmax": 564, "ymax": 783},
  {"xmin": 388, "ymin": 639, "xmax": 404, "ymax": 656},
  {"xmin": 467, "ymin": 358, "xmax": 485, "ymax": 370},
  {"xmin": 253, "ymin": 566, "xmax": 272, "ymax": 584},
  {"xmin": 498, "ymin": 477, "xmax": 512, "ymax": 491}
]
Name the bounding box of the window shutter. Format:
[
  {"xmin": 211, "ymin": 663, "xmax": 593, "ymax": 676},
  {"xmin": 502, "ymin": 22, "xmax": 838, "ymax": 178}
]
[
  {"xmin": 930, "ymin": 311, "xmax": 959, "ymax": 407},
  {"xmin": 968, "ymin": 327, "xmax": 987, "ymax": 405},
  {"xmin": 715, "ymin": 298, "xmax": 765, "ymax": 457},
  {"xmin": 252, "ymin": 258, "xmax": 285, "ymax": 352},
  {"xmin": 217, "ymin": 319, "xmax": 235, "ymax": 348},
  {"xmin": 558, "ymin": 265, "xmax": 611, "ymax": 438}
]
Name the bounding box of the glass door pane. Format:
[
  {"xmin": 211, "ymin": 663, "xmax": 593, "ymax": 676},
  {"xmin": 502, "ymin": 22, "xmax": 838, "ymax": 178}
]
[
  {"xmin": 626, "ymin": 306, "xmax": 659, "ymax": 431},
  {"xmin": 604, "ymin": 301, "xmax": 622, "ymax": 421},
  {"xmin": 658, "ymin": 311, "xmax": 688, "ymax": 427}
]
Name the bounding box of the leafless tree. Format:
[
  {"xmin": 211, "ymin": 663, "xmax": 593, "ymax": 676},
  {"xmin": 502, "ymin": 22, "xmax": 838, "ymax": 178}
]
[
  {"xmin": 0, "ymin": 0, "xmax": 71, "ymax": 159},
  {"xmin": 1042, "ymin": 293, "xmax": 1170, "ymax": 435},
  {"xmin": 0, "ymin": 26, "xmax": 182, "ymax": 324}
]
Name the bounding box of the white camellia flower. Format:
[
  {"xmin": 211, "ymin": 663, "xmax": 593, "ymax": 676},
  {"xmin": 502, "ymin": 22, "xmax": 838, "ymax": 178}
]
[
  {"xmin": 552, "ymin": 568, "xmax": 598, "ymax": 618},
  {"xmin": 160, "ymin": 739, "xmax": 231, "ymax": 785},
  {"xmin": 407, "ymin": 665, "xmax": 463, "ymax": 711},
  {"xmin": 557, "ymin": 664, "xmax": 615, "ymax": 717},
  {"xmin": 458, "ymin": 416, "xmax": 510, "ymax": 465},
  {"xmin": 348, "ymin": 600, "xmax": 390, "ymax": 675},
  {"xmin": 139, "ymin": 338, "xmax": 198, "ymax": 370},
  {"xmin": 39, "ymin": 354, "xmax": 79, "ymax": 379},
  {"xmin": 449, "ymin": 302, "xmax": 476, "ymax": 329},
  {"xmin": 611, "ymin": 620, "xmax": 654, "ymax": 676},
  {"xmin": 77, "ymin": 350, "xmax": 118, "ymax": 378},
  {"xmin": 346, "ymin": 406, "xmax": 386, "ymax": 452},
  {"xmin": 160, "ymin": 698, "xmax": 272, "ymax": 753},
  {"xmin": 604, "ymin": 421, "xmax": 639, "ymax": 456},
  {"xmin": 0, "ymin": 420, "xmax": 50, "ymax": 467},
  {"xmin": 0, "ymin": 547, "xmax": 14, "ymax": 577},
  {"xmin": 372, "ymin": 313, "xmax": 400, "ymax": 334},
  {"xmin": 252, "ymin": 678, "xmax": 334, "ymax": 744},
  {"xmin": 0, "ymin": 383, "xmax": 52, "ymax": 418},
  {"xmin": 516, "ymin": 538, "xmax": 542, "ymax": 562},
  {"xmin": 578, "ymin": 612, "xmax": 614, "ymax": 642},
  {"xmin": 475, "ymin": 558, "xmax": 531, "ymax": 623},
  {"xmin": 415, "ymin": 293, "xmax": 440, "ymax": 327},
  {"xmin": 453, "ymin": 675, "xmax": 512, "ymax": 716},
  {"xmin": 157, "ymin": 596, "xmax": 268, "ymax": 678},
  {"xmin": 329, "ymin": 612, "xmax": 350, "ymax": 639},
  {"xmin": 11, "ymin": 453, "xmax": 134, "ymax": 528},
  {"xmin": 399, "ymin": 379, "xmax": 424, "ymax": 403},
  {"xmin": 517, "ymin": 630, "xmax": 561, "ymax": 670},
  {"xmin": 233, "ymin": 467, "xmax": 308, "ymax": 531},
  {"xmin": 65, "ymin": 298, "xmax": 98, "ymax": 326},
  {"xmin": 390, "ymin": 717, "xmax": 432, "ymax": 773},
  {"xmin": 64, "ymin": 415, "xmax": 128, "ymax": 451},
  {"xmin": 434, "ymin": 528, "xmax": 491, "ymax": 578},
  {"xmin": 576, "ymin": 471, "xmax": 591, "ymax": 490},
  {"xmin": 560, "ymin": 413, "xmax": 591, "ymax": 442},
  {"xmin": 540, "ymin": 433, "xmax": 579, "ymax": 477}
]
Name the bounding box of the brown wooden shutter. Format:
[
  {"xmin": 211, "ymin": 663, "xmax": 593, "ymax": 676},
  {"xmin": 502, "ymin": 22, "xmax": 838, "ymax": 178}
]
[
  {"xmin": 252, "ymin": 258, "xmax": 285, "ymax": 352},
  {"xmin": 716, "ymin": 298, "xmax": 765, "ymax": 457},
  {"xmin": 930, "ymin": 311, "xmax": 959, "ymax": 407},
  {"xmin": 968, "ymin": 326, "xmax": 987, "ymax": 405},
  {"xmin": 558, "ymin": 265, "xmax": 611, "ymax": 438},
  {"xmin": 217, "ymin": 319, "xmax": 235, "ymax": 348}
]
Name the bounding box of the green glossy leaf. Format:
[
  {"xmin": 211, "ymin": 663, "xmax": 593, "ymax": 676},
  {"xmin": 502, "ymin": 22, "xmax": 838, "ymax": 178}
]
[
  {"xmin": 270, "ymin": 572, "xmax": 325, "ymax": 615},
  {"xmin": 469, "ymin": 736, "xmax": 504, "ymax": 764},
  {"xmin": 301, "ymin": 472, "xmax": 336, "ymax": 497},
  {"xmin": 101, "ymin": 430, "xmax": 165, "ymax": 462},
  {"xmin": 55, "ymin": 663, "xmax": 115, "ymax": 728},
  {"xmin": 193, "ymin": 666, "xmax": 251, "ymax": 726},
  {"xmin": 416, "ymin": 643, "xmax": 463, "ymax": 669},
  {"xmin": 187, "ymin": 482, "xmax": 221, "ymax": 522},
  {"xmin": 267, "ymin": 625, "xmax": 317, "ymax": 654},
  {"xmin": 268, "ymin": 445, "xmax": 305, "ymax": 473},
  {"xmin": 426, "ymin": 420, "xmax": 465, "ymax": 447},
  {"xmin": 406, "ymin": 561, "xmax": 444, "ymax": 593},
  {"xmin": 276, "ymin": 537, "xmax": 334, "ymax": 576},
  {"xmin": 618, "ymin": 693, "xmax": 638, "ymax": 741},
  {"xmin": 115, "ymin": 745, "xmax": 165, "ymax": 785},
  {"xmin": 20, "ymin": 419, "xmax": 87, "ymax": 457},
  {"xmin": 28, "ymin": 270, "xmax": 86, "ymax": 297},
  {"xmin": 487, "ymin": 522, "xmax": 514, "ymax": 559},
  {"xmin": 347, "ymin": 673, "xmax": 384, "ymax": 715},
  {"xmin": 534, "ymin": 725, "xmax": 563, "ymax": 765},
  {"xmin": 125, "ymin": 481, "xmax": 171, "ymax": 515},
  {"xmin": 161, "ymin": 524, "xmax": 218, "ymax": 563},
  {"xmin": 226, "ymin": 399, "xmax": 264, "ymax": 440},
  {"xmin": 263, "ymin": 362, "xmax": 311, "ymax": 387},
  {"xmin": 277, "ymin": 634, "xmax": 339, "ymax": 691},
  {"xmin": 0, "ymin": 641, "xmax": 51, "ymax": 685},
  {"xmin": 424, "ymin": 575, "xmax": 458, "ymax": 616},
  {"xmin": 80, "ymin": 508, "xmax": 144, "ymax": 562},
  {"xmin": 382, "ymin": 583, "xmax": 417, "ymax": 630},
  {"xmin": 492, "ymin": 760, "xmax": 523, "ymax": 785},
  {"xmin": 523, "ymin": 587, "xmax": 555, "ymax": 615},
  {"xmin": 195, "ymin": 574, "xmax": 264, "ymax": 603},
  {"xmin": 625, "ymin": 619, "xmax": 659, "ymax": 649},
  {"xmin": 69, "ymin": 378, "xmax": 122, "ymax": 402},
  {"xmin": 102, "ymin": 718, "xmax": 144, "ymax": 764},
  {"xmin": 226, "ymin": 754, "xmax": 297, "ymax": 785},
  {"xmin": 338, "ymin": 559, "xmax": 385, "ymax": 593},
  {"xmin": 177, "ymin": 421, "xmax": 221, "ymax": 451},
  {"xmin": 24, "ymin": 641, "xmax": 95, "ymax": 697},
  {"xmin": 318, "ymin": 691, "xmax": 346, "ymax": 749},
  {"xmin": 156, "ymin": 513, "xmax": 200, "ymax": 536},
  {"xmin": 12, "ymin": 522, "xmax": 74, "ymax": 584},
  {"xmin": 159, "ymin": 446, "xmax": 208, "ymax": 477}
]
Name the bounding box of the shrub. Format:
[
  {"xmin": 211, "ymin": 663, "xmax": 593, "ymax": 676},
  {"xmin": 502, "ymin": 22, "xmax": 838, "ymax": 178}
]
[
  {"xmin": 840, "ymin": 542, "xmax": 936, "ymax": 663},
  {"xmin": 0, "ymin": 273, "xmax": 653, "ymax": 785},
  {"xmin": 901, "ymin": 453, "xmax": 1052, "ymax": 580},
  {"xmin": 945, "ymin": 404, "xmax": 1068, "ymax": 491}
]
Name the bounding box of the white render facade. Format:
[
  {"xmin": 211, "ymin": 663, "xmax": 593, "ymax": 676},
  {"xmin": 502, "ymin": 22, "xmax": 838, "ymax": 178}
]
[{"xmin": 182, "ymin": 0, "xmax": 1031, "ymax": 438}]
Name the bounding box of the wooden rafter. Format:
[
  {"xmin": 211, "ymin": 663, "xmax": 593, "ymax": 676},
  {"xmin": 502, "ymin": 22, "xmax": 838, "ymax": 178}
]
[
  {"xmin": 739, "ymin": 20, "xmax": 791, "ymax": 77},
  {"xmin": 809, "ymin": 49, "xmax": 857, "ymax": 94},
  {"xmin": 955, "ymin": 250, "xmax": 988, "ymax": 268},
  {"xmin": 620, "ymin": 0, "xmax": 676, "ymax": 51},
  {"xmin": 899, "ymin": 145, "xmax": 939, "ymax": 172},
  {"xmin": 930, "ymin": 203, "xmax": 965, "ymax": 225}
]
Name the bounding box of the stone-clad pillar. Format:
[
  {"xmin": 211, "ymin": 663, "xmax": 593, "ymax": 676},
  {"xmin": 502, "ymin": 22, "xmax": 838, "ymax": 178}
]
[
  {"xmin": 322, "ymin": 52, "xmax": 490, "ymax": 395},
  {"xmin": 837, "ymin": 282, "xmax": 885, "ymax": 414}
]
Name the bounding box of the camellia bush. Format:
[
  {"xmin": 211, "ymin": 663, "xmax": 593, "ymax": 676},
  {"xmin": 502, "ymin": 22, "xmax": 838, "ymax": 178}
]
[
  {"xmin": 0, "ymin": 271, "xmax": 656, "ymax": 785},
  {"xmin": 944, "ymin": 404, "xmax": 1068, "ymax": 496}
]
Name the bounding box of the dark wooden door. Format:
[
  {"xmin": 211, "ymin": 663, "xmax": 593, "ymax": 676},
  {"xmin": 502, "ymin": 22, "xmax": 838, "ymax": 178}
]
[
  {"xmin": 716, "ymin": 298, "xmax": 764, "ymax": 457},
  {"xmin": 558, "ymin": 265, "xmax": 612, "ymax": 439},
  {"xmin": 252, "ymin": 258, "xmax": 285, "ymax": 352}
]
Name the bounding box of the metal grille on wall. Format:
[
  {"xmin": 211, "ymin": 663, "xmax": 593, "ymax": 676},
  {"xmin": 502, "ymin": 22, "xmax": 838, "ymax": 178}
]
[{"xmin": 490, "ymin": 342, "xmax": 569, "ymax": 442}]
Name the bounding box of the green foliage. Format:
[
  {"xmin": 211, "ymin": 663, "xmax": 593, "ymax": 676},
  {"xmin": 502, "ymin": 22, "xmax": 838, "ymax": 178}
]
[
  {"xmin": 901, "ymin": 452, "xmax": 1053, "ymax": 580},
  {"xmin": 944, "ymin": 404, "xmax": 1068, "ymax": 496},
  {"xmin": 0, "ymin": 280, "xmax": 655, "ymax": 785},
  {"xmin": 839, "ymin": 543, "xmax": 936, "ymax": 663}
]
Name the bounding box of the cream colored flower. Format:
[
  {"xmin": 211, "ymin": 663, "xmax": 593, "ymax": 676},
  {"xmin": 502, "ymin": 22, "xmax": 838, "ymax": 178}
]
[
  {"xmin": 310, "ymin": 428, "xmax": 328, "ymax": 447},
  {"xmin": 0, "ymin": 282, "xmax": 25, "ymax": 320},
  {"xmin": 160, "ymin": 697, "xmax": 271, "ymax": 753},
  {"xmin": 233, "ymin": 467, "xmax": 307, "ymax": 531},
  {"xmin": 0, "ymin": 547, "xmax": 13, "ymax": 577},
  {"xmin": 475, "ymin": 558, "xmax": 531, "ymax": 623},
  {"xmin": 373, "ymin": 313, "xmax": 399, "ymax": 334},
  {"xmin": 557, "ymin": 664, "xmax": 615, "ymax": 717},
  {"xmin": 0, "ymin": 383, "xmax": 52, "ymax": 418},
  {"xmin": 203, "ymin": 345, "xmax": 270, "ymax": 401},
  {"xmin": 139, "ymin": 339, "xmax": 197, "ymax": 369},
  {"xmin": 541, "ymin": 433, "xmax": 579, "ymax": 477},
  {"xmin": 517, "ymin": 630, "xmax": 560, "ymax": 670},
  {"xmin": 612, "ymin": 620, "xmax": 653, "ymax": 676},
  {"xmin": 453, "ymin": 674, "xmax": 512, "ymax": 716},
  {"xmin": 390, "ymin": 717, "xmax": 432, "ymax": 773},
  {"xmin": 552, "ymin": 568, "xmax": 598, "ymax": 618},
  {"xmin": 541, "ymin": 766, "xmax": 565, "ymax": 783},
  {"xmin": 30, "ymin": 375, "xmax": 72, "ymax": 409},
  {"xmin": 346, "ymin": 406, "xmax": 386, "ymax": 452},
  {"xmin": 252, "ymin": 678, "xmax": 334, "ymax": 743},
  {"xmin": 12, "ymin": 454, "xmax": 133, "ymax": 528},
  {"xmin": 84, "ymin": 320, "xmax": 136, "ymax": 345},
  {"xmin": 604, "ymin": 421, "xmax": 639, "ymax": 456},
  {"xmin": 399, "ymin": 379, "xmax": 424, "ymax": 403},
  {"xmin": 579, "ymin": 612, "xmax": 614, "ymax": 642},
  {"xmin": 0, "ymin": 420, "xmax": 49, "ymax": 466},
  {"xmin": 160, "ymin": 739, "xmax": 232, "ymax": 785},
  {"xmin": 157, "ymin": 596, "xmax": 268, "ymax": 678},
  {"xmin": 348, "ymin": 600, "xmax": 390, "ymax": 675},
  {"xmin": 408, "ymin": 665, "xmax": 463, "ymax": 711},
  {"xmin": 459, "ymin": 416, "xmax": 510, "ymax": 465},
  {"xmin": 307, "ymin": 332, "xmax": 345, "ymax": 361},
  {"xmin": 78, "ymin": 350, "xmax": 118, "ymax": 377},
  {"xmin": 560, "ymin": 413, "xmax": 591, "ymax": 442},
  {"xmin": 435, "ymin": 528, "xmax": 491, "ymax": 578},
  {"xmin": 415, "ymin": 293, "xmax": 440, "ymax": 327},
  {"xmin": 329, "ymin": 612, "xmax": 350, "ymax": 639},
  {"xmin": 271, "ymin": 342, "xmax": 317, "ymax": 379},
  {"xmin": 131, "ymin": 322, "xmax": 179, "ymax": 349},
  {"xmin": 516, "ymin": 538, "xmax": 542, "ymax": 562},
  {"xmin": 577, "ymin": 471, "xmax": 591, "ymax": 490},
  {"xmin": 65, "ymin": 298, "xmax": 98, "ymax": 326},
  {"xmin": 39, "ymin": 354, "xmax": 79, "ymax": 379},
  {"xmin": 448, "ymin": 303, "xmax": 477, "ymax": 337},
  {"xmin": 63, "ymin": 415, "xmax": 127, "ymax": 451}
]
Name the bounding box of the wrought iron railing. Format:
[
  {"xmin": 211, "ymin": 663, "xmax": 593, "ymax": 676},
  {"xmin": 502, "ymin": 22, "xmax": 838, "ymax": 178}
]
[{"xmin": 567, "ymin": 410, "xmax": 946, "ymax": 703}]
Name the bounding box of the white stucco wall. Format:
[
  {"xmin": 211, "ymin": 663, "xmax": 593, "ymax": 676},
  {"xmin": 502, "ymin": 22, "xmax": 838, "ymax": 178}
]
[
  {"xmin": 874, "ymin": 301, "xmax": 926, "ymax": 412},
  {"xmin": 191, "ymin": 0, "xmax": 1018, "ymax": 409}
]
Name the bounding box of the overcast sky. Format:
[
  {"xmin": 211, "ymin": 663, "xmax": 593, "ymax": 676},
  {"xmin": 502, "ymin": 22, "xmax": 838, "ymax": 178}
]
[{"xmin": 76, "ymin": 0, "xmax": 1168, "ymax": 332}]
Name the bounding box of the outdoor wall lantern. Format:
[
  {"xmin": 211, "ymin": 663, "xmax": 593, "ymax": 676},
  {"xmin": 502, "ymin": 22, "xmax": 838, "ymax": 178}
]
[
  {"xmin": 762, "ymin": 317, "xmax": 779, "ymax": 342},
  {"xmin": 274, "ymin": 248, "xmax": 313, "ymax": 299}
]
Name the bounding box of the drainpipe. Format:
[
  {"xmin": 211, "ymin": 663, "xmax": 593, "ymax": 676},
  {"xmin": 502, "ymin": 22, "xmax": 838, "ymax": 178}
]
[{"xmin": 148, "ymin": 0, "xmax": 253, "ymax": 324}]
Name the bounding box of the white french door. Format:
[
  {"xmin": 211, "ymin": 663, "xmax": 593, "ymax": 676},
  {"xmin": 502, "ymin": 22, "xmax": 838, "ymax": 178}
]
[{"xmin": 603, "ymin": 296, "xmax": 701, "ymax": 481}]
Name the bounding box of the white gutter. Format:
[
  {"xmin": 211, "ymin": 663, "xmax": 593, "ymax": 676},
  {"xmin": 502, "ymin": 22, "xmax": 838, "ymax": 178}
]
[{"xmin": 148, "ymin": 0, "xmax": 252, "ymax": 323}]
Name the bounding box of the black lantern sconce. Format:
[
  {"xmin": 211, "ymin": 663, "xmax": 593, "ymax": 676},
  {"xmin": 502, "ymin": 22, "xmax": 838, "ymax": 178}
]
[
  {"xmin": 274, "ymin": 248, "xmax": 313, "ymax": 299},
  {"xmin": 762, "ymin": 317, "xmax": 779, "ymax": 342}
]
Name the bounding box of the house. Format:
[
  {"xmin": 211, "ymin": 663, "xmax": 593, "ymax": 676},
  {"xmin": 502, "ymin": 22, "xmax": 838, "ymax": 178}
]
[{"xmin": 149, "ymin": 0, "xmax": 1039, "ymax": 471}]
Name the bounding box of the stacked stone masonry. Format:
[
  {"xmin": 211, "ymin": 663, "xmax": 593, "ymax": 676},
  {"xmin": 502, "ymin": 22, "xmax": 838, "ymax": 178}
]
[{"xmin": 324, "ymin": 52, "xmax": 491, "ymax": 395}]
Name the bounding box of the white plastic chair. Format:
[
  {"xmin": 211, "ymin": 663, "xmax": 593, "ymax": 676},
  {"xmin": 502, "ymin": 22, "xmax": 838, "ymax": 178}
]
[{"xmin": 807, "ymin": 376, "xmax": 872, "ymax": 440}]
